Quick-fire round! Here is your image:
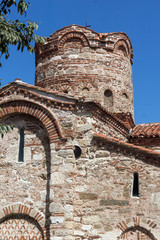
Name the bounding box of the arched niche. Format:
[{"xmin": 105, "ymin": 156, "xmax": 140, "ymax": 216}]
[
  {"xmin": 114, "ymin": 39, "xmax": 129, "ymax": 58},
  {"xmin": 59, "ymin": 31, "xmax": 89, "ymax": 49}
]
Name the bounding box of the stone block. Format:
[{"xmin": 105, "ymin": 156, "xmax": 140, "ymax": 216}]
[
  {"xmin": 79, "ymin": 192, "xmax": 98, "ymax": 200},
  {"xmin": 74, "ymin": 230, "xmax": 85, "ymax": 236},
  {"xmin": 50, "ymin": 216, "xmax": 64, "ymax": 224},
  {"xmin": 50, "ymin": 202, "xmax": 64, "ymax": 213},
  {"xmin": 58, "ymin": 150, "xmax": 73, "ymax": 158},
  {"xmin": 100, "ymin": 199, "xmax": 129, "ymax": 206},
  {"xmin": 50, "ymin": 237, "xmax": 63, "ymax": 240},
  {"xmin": 33, "ymin": 153, "xmax": 43, "ymax": 161},
  {"xmin": 82, "ymin": 215, "xmax": 100, "ymax": 224},
  {"xmin": 95, "ymin": 150, "xmax": 110, "ymax": 158},
  {"xmin": 51, "ymin": 172, "xmax": 65, "ymax": 185},
  {"xmin": 81, "ymin": 224, "xmax": 92, "ymax": 231}
]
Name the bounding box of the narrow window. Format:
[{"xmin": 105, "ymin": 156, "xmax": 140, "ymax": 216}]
[
  {"xmin": 18, "ymin": 129, "xmax": 24, "ymax": 162},
  {"xmin": 74, "ymin": 145, "xmax": 82, "ymax": 159},
  {"xmin": 132, "ymin": 172, "xmax": 139, "ymax": 197},
  {"xmin": 104, "ymin": 89, "xmax": 113, "ymax": 111}
]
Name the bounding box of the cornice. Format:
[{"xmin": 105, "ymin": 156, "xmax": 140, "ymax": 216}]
[
  {"xmin": 0, "ymin": 83, "xmax": 76, "ymax": 111},
  {"xmin": 93, "ymin": 133, "xmax": 160, "ymax": 165}
]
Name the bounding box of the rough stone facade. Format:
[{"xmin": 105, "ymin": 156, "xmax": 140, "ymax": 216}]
[{"xmin": 0, "ymin": 25, "xmax": 160, "ymax": 240}]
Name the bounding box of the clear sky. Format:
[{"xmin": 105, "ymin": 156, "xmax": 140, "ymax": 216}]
[{"xmin": 1, "ymin": 0, "xmax": 160, "ymax": 125}]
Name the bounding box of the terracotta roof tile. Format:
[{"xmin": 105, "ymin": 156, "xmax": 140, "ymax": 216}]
[{"xmin": 131, "ymin": 123, "xmax": 160, "ymax": 138}]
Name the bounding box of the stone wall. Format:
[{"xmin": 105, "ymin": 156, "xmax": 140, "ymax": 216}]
[
  {"xmin": 71, "ymin": 143, "xmax": 160, "ymax": 240},
  {"xmin": 0, "ymin": 110, "xmax": 159, "ymax": 239}
]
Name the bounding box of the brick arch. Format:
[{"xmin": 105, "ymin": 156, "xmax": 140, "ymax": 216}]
[
  {"xmin": 0, "ymin": 100, "xmax": 65, "ymax": 144},
  {"xmin": 114, "ymin": 39, "xmax": 130, "ymax": 57},
  {"xmin": 0, "ymin": 203, "xmax": 45, "ymax": 229},
  {"xmin": 0, "ymin": 203, "xmax": 46, "ymax": 239},
  {"xmin": 117, "ymin": 218, "xmax": 157, "ymax": 240},
  {"xmin": 59, "ymin": 31, "xmax": 89, "ymax": 48},
  {"xmin": 118, "ymin": 225, "xmax": 157, "ymax": 240}
]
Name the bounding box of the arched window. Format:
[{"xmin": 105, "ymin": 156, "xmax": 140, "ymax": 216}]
[
  {"xmin": 104, "ymin": 89, "xmax": 113, "ymax": 111},
  {"xmin": 74, "ymin": 145, "xmax": 82, "ymax": 159},
  {"xmin": 82, "ymin": 87, "xmax": 89, "ymax": 92},
  {"xmin": 18, "ymin": 129, "xmax": 24, "ymax": 162},
  {"xmin": 122, "ymin": 92, "xmax": 128, "ymax": 99},
  {"xmin": 132, "ymin": 172, "xmax": 139, "ymax": 197}
]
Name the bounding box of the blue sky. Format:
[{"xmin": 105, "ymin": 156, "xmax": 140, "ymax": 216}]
[{"xmin": 1, "ymin": 0, "xmax": 160, "ymax": 124}]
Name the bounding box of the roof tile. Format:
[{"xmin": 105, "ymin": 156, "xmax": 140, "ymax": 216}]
[{"xmin": 131, "ymin": 123, "xmax": 160, "ymax": 138}]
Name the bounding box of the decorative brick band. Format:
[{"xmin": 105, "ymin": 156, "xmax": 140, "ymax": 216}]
[
  {"xmin": 59, "ymin": 31, "xmax": 89, "ymax": 48},
  {"xmin": 0, "ymin": 100, "xmax": 66, "ymax": 144}
]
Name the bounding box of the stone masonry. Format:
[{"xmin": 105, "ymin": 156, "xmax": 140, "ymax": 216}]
[{"xmin": 0, "ymin": 25, "xmax": 160, "ymax": 240}]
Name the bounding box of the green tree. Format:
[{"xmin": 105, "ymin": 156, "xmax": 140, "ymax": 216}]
[
  {"xmin": 0, "ymin": 0, "xmax": 45, "ymax": 136},
  {"xmin": 0, "ymin": 0, "xmax": 45, "ymax": 66}
]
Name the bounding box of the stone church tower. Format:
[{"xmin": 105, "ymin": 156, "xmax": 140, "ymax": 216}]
[{"xmin": 0, "ymin": 25, "xmax": 160, "ymax": 240}]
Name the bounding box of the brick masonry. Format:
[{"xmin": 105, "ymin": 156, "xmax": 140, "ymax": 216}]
[
  {"xmin": 0, "ymin": 25, "xmax": 159, "ymax": 240},
  {"xmin": 35, "ymin": 25, "xmax": 134, "ymax": 117}
]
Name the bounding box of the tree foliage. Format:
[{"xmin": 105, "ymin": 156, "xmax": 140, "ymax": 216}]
[
  {"xmin": 0, "ymin": 0, "xmax": 45, "ymax": 137},
  {"xmin": 0, "ymin": 124, "xmax": 13, "ymax": 137},
  {"xmin": 0, "ymin": 0, "xmax": 45, "ymax": 66}
]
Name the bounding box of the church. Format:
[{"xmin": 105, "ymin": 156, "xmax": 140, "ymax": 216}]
[{"xmin": 0, "ymin": 24, "xmax": 160, "ymax": 240}]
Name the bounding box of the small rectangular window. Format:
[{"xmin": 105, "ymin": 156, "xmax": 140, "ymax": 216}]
[{"xmin": 18, "ymin": 129, "xmax": 24, "ymax": 162}]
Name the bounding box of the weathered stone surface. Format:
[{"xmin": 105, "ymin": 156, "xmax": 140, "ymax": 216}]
[
  {"xmin": 50, "ymin": 202, "xmax": 64, "ymax": 213},
  {"xmin": 100, "ymin": 199, "xmax": 129, "ymax": 206},
  {"xmin": 79, "ymin": 192, "xmax": 98, "ymax": 200},
  {"xmin": 82, "ymin": 215, "xmax": 100, "ymax": 224},
  {"xmin": 50, "ymin": 216, "xmax": 64, "ymax": 224},
  {"xmin": 95, "ymin": 150, "xmax": 110, "ymax": 158},
  {"xmin": 58, "ymin": 150, "xmax": 73, "ymax": 158},
  {"xmin": 51, "ymin": 172, "xmax": 65, "ymax": 185}
]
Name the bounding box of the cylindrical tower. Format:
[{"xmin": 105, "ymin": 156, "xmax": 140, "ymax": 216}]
[{"xmin": 35, "ymin": 25, "xmax": 134, "ymax": 116}]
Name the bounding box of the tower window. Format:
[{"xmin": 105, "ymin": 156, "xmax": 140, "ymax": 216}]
[
  {"xmin": 122, "ymin": 93, "xmax": 128, "ymax": 99},
  {"xmin": 104, "ymin": 89, "xmax": 112, "ymax": 97},
  {"xmin": 132, "ymin": 172, "xmax": 139, "ymax": 197},
  {"xmin": 82, "ymin": 87, "xmax": 89, "ymax": 92},
  {"xmin": 104, "ymin": 89, "xmax": 113, "ymax": 110},
  {"xmin": 18, "ymin": 129, "xmax": 24, "ymax": 162},
  {"xmin": 74, "ymin": 145, "xmax": 82, "ymax": 159}
]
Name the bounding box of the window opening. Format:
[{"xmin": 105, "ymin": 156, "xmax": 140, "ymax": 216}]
[
  {"xmin": 122, "ymin": 93, "xmax": 128, "ymax": 99},
  {"xmin": 18, "ymin": 129, "xmax": 24, "ymax": 162},
  {"xmin": 82, "ymin": 87, "xmax": 89, "ymax": 92},
  {"xmin": 63, "ymin": 90, "xmax": 68, "ymax": 94},
  {"xmin": 132, "ymin": 172, "xmax": 139, "ymax": 197},
  {"xmin": 104, "ymin": 89, "xmax": 112, "ymax": 97},
  {"xmin": 104, "ymin": 89, "xmax": 113, "ymax": 110},
  {"xmin": 74, "ymin": 145, "xmax": 82, "ymax": 159}
]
